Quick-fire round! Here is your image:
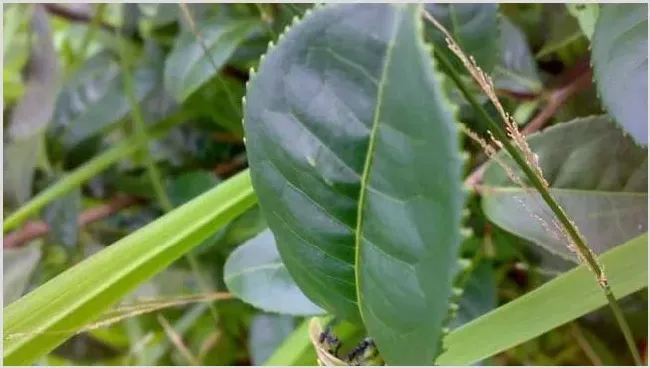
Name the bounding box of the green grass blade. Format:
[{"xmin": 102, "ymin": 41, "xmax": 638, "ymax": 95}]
[
  {"xmin": 3, "ymin": 170, "xmax": 257, "ymax": 365},
  {"xmin": 436, "ymin": 233, "xmax": 648, "ymax": 365}
]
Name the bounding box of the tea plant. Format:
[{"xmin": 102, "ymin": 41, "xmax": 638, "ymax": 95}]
[{"xmin": 3, "ymin": 3, "xmax": 647, "ymax": 366}]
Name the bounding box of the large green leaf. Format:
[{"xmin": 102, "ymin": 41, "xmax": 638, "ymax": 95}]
[
  {"xmin": 259, "ymin": 234, "xmax": 648, "ymax": 366},
  {"xmin": 2, "ymin": 170, "xmax": 256, "ymax": 365},
  {"xmin": 224, "ymin": 229, "xmax": 325, "ymax": 316},
  {"xmin": 592, "ymin": 4, "xmax": 648, "ymax": 146},
  {"xmin": 243, "ymin": 4, "xmax": 465, "ymax": 364},
  {"xmin": 482, "ymin": 116, "xmax": 647, "ymax": 265},
  {"xmin": 424, "ymin": 4, "xmax": 499, "ymax": 73},
  {"xmin": 164, "ymin": 15, "xmax": 262, "ymax": 102},
  {"xmin": 437, "ymin": 233, "xmax": 648, "ymax": 365}
]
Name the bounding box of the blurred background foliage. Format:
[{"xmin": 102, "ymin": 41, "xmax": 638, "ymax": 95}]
[{"xmin": 2, "ymin": 3, "xmax": 646, "ymax": 366}]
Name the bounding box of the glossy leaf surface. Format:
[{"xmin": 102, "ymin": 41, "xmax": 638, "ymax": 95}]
[
  {"xmin": 224, "ymin": 229, "xmax": 325, "ymax": 316},
  {"xmin": 482, "ymin": 116, "xmax": 647, "ymax": 264},
  {"xmin": 592, "ymin": 4, "xmax": 648, "ymax": 145},
  {"xmin": 243, "ymin": 4, "xmax": 464, "ymax": 364}
]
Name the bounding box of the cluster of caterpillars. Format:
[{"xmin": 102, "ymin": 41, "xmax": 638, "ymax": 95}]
[{"xmin": 318, "ymin": 323, "xmax": 384, "ymax": 366}]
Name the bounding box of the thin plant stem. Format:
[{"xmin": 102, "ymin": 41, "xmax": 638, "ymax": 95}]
[
  {"xmin": 69, "ymin": 3, "xmax": 105, "ymax": 75},
  {"xmin": 178, "ymin": 3, "xmax": 242, "ymax": 120},
  {"xmin": 422, "ymin": 9, "xmax": 641, "ymax": 365},
  {"xmin": 117, "ymin": 7, "xmax": 220, "ymax": 325}
]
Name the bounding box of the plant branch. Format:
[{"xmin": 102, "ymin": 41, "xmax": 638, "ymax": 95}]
[
  {"xmin": 43, "ymin": 4, "xmax": 115, "ymax": 33},
  {"xmin": 423, "ymin": 9, "xmax": 642, "ymax": 365},
  {"xmin": 4, "ymin": 195, "xmax": 141, "ymax": 249}
]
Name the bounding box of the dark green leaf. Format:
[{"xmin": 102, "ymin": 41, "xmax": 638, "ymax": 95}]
[
  {"xmin": 451, "ymin": 261, "xmax": 497, "ymax": 330},
  {"xmin": 224, "ymin": 229, "xmax": 326, "ymax": 316},
  {"xmin": 492, "ymin": 17, "xmax": 542, "ymax": 95},
  {"xmin": 534, "ymin": 4, "xmax": 586, "ymax": 61},
  {"xmin": 244, "ymin": 4, "xmax": 465, "ymax": 364},
  {"xmin": 3, "ymin": 242, "xmax": 42, "ymax": 306},
  {"xmin": 482, "ymin": 116, "xmax": 647, "ymax": 265},
  {"xmin": 42, "ymin": 184, "xmax": 81, "ymax": 248},
  {"xmin": 425, "ymin": 4, "xmax": 499, "ymax": 73},
  {"xmin": 56, "ymin": 53, "xmax": 158, "ymax": 149},
  {"xmin": 164, "ymin": 15, "xmax": 262, "ymax": 102},
  {"xmin": 592, "ymin": 4, "xmax": 648, "ymax": 146},
  {"xmin": 167, "ymin": 170, "xmax": 220, "ymax": 207},
  {"xmin": 249, "ymin": 313, "xmax": 296, "ymax": 365}
]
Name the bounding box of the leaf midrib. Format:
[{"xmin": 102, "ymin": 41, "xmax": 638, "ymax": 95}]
[{"xmin": 353, "ymin": 4, "xmax": 402, "ymax": 322}]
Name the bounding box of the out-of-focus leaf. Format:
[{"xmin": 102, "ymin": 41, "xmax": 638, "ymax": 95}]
[
  {"xmin": 5, "ymin": 6, "xmax": 59, "ymax": 206},
  {"xmin": 59, "ymin": 64, "xmax": 157, "ymax": 148},
  {"xmin": 592, "ymin": 4, "xmax": 648, "ymax": 146},
  {"xmin": 4, "ymin": 136, "xmax": 43, "ymax": 207},
  {"xmin": 42, "ymin": 183, "xmax": 81, "ymax": 248},
  {"xmin": 167, "ymin": 171, "xmax": 227, "ymax": 254},
  {"xmin": 9, "ymin": 5, "xmax": 59, "ymax": 139},
  {"xmin": 425, "ymin": 4, "xmax": 499, "ymax": 73},
  {"xmin": 138, "ymin": 4, "xmax": 179, "ymax": 29},
  {"xmin": 3, "ymin": 242, "xmax": 42, "ymax": 306},
  {"xmin": 140, "ymin": 304, "xmax": 209, "ymax": 366},
  {"xmin": 492, "ymin": 17, "xmax": 542, "ymax": 95},
  {"xmin": 164, "ymin": 15, "xmax": 262, "ymax": 102},
  {"xmin": 535, "ymin": 4, "xmax": 587, "ymax": 61},
  {"xmin": 566, "ymin": 4, "xmax": 599, "ymax": 40},
  {"xmin": 218, "ymin": 206, "xmax": 267, "ymax": 250},
  {"xmin": 249, "ymin": 313, "xmax": 296, "ymax": 365},
  {"xmin": 244, "ymin": 4, "xmax": 464, "ymax": 364},
  {"xmin": 224, "ymin": 229, "xmax": 325, "ymax": 316},
  {"xmin": 482, "ymin": 116, "xmax": 647, "ymax": 265},
  {"xmin": 168, "ymin": 171, "xmax": 220, "ymax": 207},
  {"xmin": 184, "ymin": 75, "xmax": 246, "ymax": 135},
  {"xmin": 450, "ymin": 261, "xmax": 497, "ymax": 330}
]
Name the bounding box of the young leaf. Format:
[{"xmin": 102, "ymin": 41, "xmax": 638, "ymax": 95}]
[
  {"xmin": 243, "ymin": 4, "xmax": 465, "ymax": 364},
  {"xmin": 437, "ymin": 233, "xmax": 648, "ymax": 365},
  {"xmin": 164, "ymin": 14, "xmax": 262, "ymax": 102},
  {"xmin": 424, "ymin": 4, "xmax": 499, "ymax": 73},
  {"xmin": 3, "ymin": 170, "xmax": 256, "ymax": 365},
  {"xmin": 224, "ymin": 229, "xmax": 325, "ymax": 316},
  {"xmin": 481, "ymin": 116, "xmax": 647, "ymax": 264},
  {"xmin": 592, "ymin": 4, "xmax": 648, "ymax": 146}
]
